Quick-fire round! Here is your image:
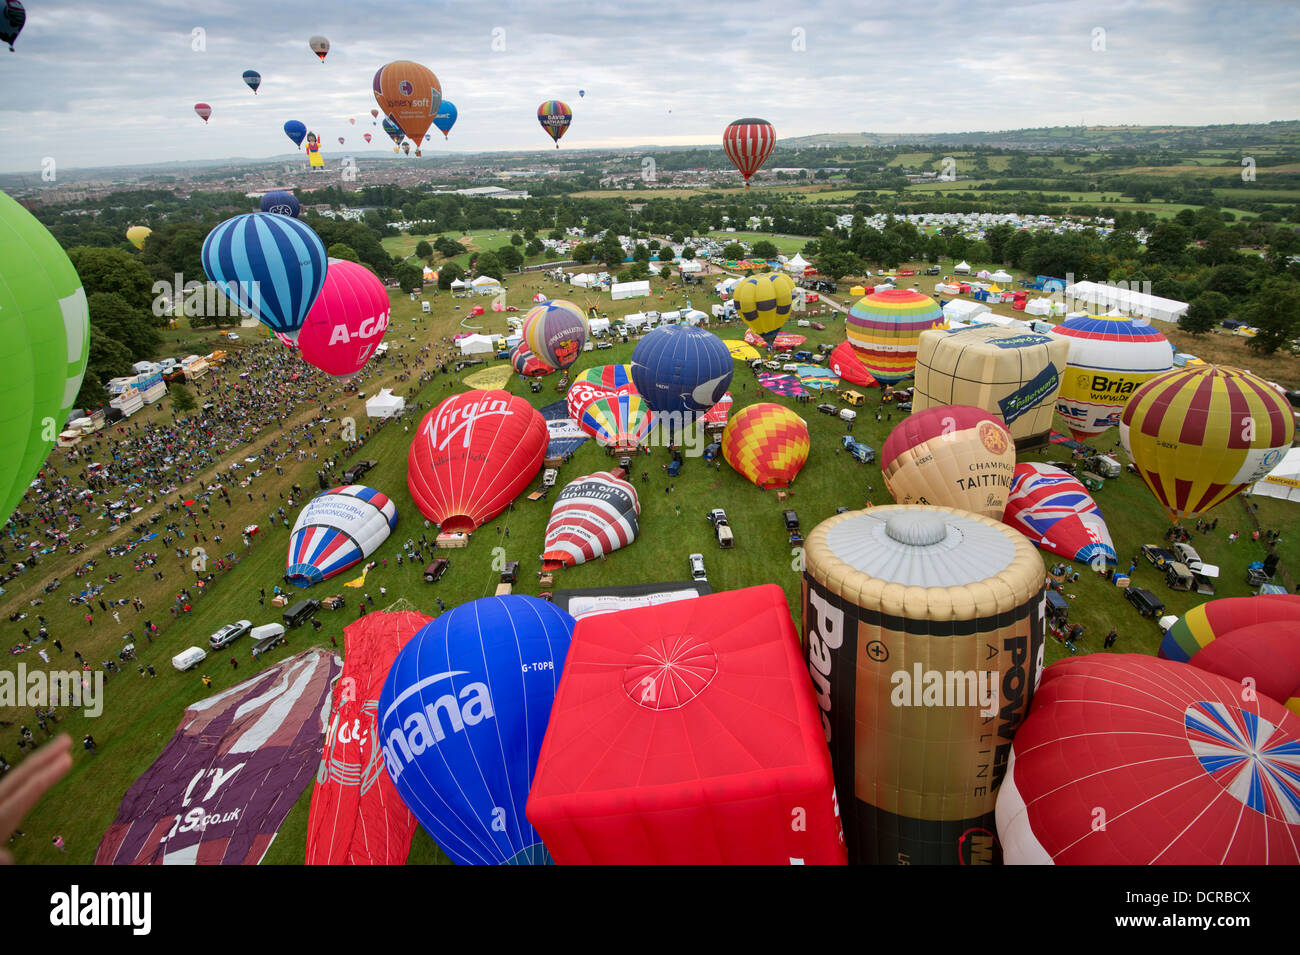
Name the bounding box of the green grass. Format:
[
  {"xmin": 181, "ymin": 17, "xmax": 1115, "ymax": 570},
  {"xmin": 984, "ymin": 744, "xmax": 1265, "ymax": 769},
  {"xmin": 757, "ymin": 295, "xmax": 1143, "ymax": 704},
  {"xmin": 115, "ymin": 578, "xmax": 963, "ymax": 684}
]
[{"xmin": 705, "ymin": 231, "xmax": 812, "ymax": 254}]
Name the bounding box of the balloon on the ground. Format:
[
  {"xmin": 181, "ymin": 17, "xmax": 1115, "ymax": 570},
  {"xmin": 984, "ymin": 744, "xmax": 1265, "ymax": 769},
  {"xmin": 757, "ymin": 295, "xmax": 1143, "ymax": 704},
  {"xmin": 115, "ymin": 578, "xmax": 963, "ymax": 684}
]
[
  {"xmin": 803, "ymin": 506, "xmax": 1045, "ymax": 864},
  {"xmin": 1048, "ymin": 314, "xmax": 1172, "ymax": 440},
  {"xmin": 309, "ymin": 35, "xmax": 329, "ymax": 61},
  {"xmin": 0, "ymin": 191, "xmax": 90, "ymax": 531},
  {"xmin": 1003, "ymin": 462, "xmax": 1116, "ymax": 566},
  {"xmin": 722, "ymin": 118, "xmax": 775, "ymax": 187},
  {"xmin": 125, "ymin": 225, "xmax": 151, "ymax": 250},
  {"xmin": 828, "ymin": 341, "xmax": 878, "ymax": 386},
  {"xmin": 1159, "ymin": 593, "xmax": 1300, "ymax": 670},
  {"xmin": 537, "ymin": 100, "xmax": 572, "ymax": 147},
  {"xmin": 733, "ymin": 272, "xmax": 794, "ymax": 345},
  {"xmin": 285, "ymin": 486, "xmax": 397, "ymax": 585},
  {"xmin": 722, "ymin": 403, "xmax": 809, "ymax": 489},
  {"xmin": 995, "ymin": 654, "xmax": 1300, "ymax": 864},
  {"xmin": 194, "ymin": 103, "xmax": 212, "ymax": 123},
  {"xmin": 523, "ymin": 299, "xmax": 587, "ymax": 370},
  {"xmin": 509, "ymin": 342, "xmax": 553, "ymax": 377},
  {"xmin": 881, "ymin": 405, "xmax": 1016, "ymax": 519},
  {"xmin": 1176, "ymin": 617, "xmax": 1300, "ymax": 714},
  {"xmin": 1120, "ymin": 364, "xmax": 1295, "ymax": 523},
  {"xmin": 566, "ymin": 370, "xmax": 653, "ymax": 450},
  {"xmin": 845, "ymin": 288, "xmax": 944, "ymax": 384},
  {"xmin": 528, "ymin": 585, "xmax": 847, "ymax": 864},
  {"xmin": 743, "ymin": 328, "xmax": 805, "ymax": 350},
  {"xmin": 284, "ymin": 120, "xmax": 307, "ymax": 148},
  {"xmin": 433, "ymin": 100, "xmax": 457, "ymax": 138},
  {"xmin": 201, "ymin": 212, "xmax": 327, "ymax": 342},
  {"xmin": 373, "ymin": 61, "xmax": 441, "ymax": 155},
  {"xmin": 258, "ymin": 190, "xmax": 299, "ymax": 217},
  {"xmin": 378, "ymin": 596, "xmax": 575, "ymax": 865},
  {"xmin": 630, "ymin": 324, "xmax": 732, "ymax": 415},
  {"xmin": 1, "ymin": 1, "xmax": 25, "ymax": 51},
  {"xmin": 407, "ymin": 390, "xmax": 547, "ymax": 533},
  {"xmin": 912, "ymin": 323, "xmax": 1069, "ymax": 447},
  {"xmin": 242, "ymin": 69, "xmax": 261, "ymax": 94},
  {"xmin": 296, "ymin": 259, "xmax": 390, "ymax": 376},
  {"xmin": 542, "ymin": 471, "xmax": 640, "ymax": 569}
]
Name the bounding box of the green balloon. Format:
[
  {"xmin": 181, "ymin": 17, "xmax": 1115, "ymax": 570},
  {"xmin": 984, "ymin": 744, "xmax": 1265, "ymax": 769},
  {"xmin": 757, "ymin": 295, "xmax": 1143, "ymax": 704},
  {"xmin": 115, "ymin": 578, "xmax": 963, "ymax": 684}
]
[{"xmin": 0, "ymin": 190, "xmax": 90, "ymax": 528}]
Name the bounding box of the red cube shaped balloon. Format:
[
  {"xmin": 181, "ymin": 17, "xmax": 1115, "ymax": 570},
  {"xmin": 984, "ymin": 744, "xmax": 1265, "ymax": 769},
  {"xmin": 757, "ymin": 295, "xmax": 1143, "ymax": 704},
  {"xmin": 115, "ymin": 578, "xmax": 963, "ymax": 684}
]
[{"xmin": 527, "ymin": 585, "xmax": 847, "ymax": 864}]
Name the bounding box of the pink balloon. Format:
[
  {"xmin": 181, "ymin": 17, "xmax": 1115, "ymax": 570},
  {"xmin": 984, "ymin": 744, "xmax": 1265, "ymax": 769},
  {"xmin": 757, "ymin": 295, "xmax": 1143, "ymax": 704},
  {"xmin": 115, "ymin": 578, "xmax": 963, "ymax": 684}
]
[{"xmin": 296, "ymin": 259, "xmax": 390, "ymax": 376}]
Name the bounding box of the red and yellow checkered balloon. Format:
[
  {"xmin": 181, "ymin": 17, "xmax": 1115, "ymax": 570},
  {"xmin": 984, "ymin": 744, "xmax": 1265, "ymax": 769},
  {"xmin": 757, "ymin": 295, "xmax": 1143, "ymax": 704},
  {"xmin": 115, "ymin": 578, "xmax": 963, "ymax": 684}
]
[{"xmin": 721, "ymin": 403, "xmax": 810, "ymax": 489}]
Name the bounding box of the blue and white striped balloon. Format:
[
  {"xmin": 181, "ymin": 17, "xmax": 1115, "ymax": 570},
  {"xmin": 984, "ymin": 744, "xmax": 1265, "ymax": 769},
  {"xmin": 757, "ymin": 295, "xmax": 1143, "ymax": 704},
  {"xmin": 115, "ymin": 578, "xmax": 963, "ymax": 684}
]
[{"xmin": 201, "ymin": 212, "xmax": 327, "ymax": 341}]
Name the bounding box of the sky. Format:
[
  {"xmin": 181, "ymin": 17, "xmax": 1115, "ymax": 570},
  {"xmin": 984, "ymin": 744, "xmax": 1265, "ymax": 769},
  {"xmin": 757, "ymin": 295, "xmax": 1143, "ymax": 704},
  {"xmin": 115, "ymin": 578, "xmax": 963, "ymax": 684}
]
[{"xmin": 0, "ymin": 0, "xmax": 1296, "ymax": 174}]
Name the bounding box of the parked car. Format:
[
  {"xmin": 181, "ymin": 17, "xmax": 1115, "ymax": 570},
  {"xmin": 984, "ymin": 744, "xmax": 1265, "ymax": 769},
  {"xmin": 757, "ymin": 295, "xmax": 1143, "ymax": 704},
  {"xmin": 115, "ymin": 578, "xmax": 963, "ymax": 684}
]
[
  {"xmin": 792, "ymin": 350, "xmax": 814, "ymax": 362},
  {"xmin": 689, "ymin": 553, "xmax": 707, "ymax": 581},
  {"xmin": 321, "ymin": 595, "xmax": 345, "ymax": 610},
  {"xmin": 1164, "ymin": 562, "xmax": 1195, "ymax": 592},
  {"xmin": 423, "ymin": 559, "xmax": 449, "ymax": 583},
  {"xmin": 1142, "ymin": 544, "xmax": 1177, "ymax": 568},
  {"xmin": 596, "ymin": 341, "xmax": 613, "ymax": 350},
  {"xmin": 809, "ymin": 321, "xmax": 825, "ymax": 330},
  {"xmin": 1125, "ymin": 587, "xmax": 1165, "ymax": 618},
  {"xmin": 341, "ymin": 460, "xmax": 377, "ymax": 484},
  {"xmin": 706, "ymin": 508, "xmax": 729, "ymax": 528},
  {"xmin": 841, "ymin": 436, "xmax": 875, "ymax": 463},
  {"xmin": 500, "ymin": 561, "xmax": 520, "ymax": 584},
  {"xmin": 283, "ymin": 598, "xmax": 320, "ymax": 628},
  {"xmin": 817, "ymin": 403, "xmax": 839, "ymax": 416},
  {"xmin": 1172, "ymin": 542, "xmax": 1203, "ymax": 572},
  {"xmin": 208, "ymin": 619, "xmax": 252, "ymax": 650},
  {"xmin": 782, "ymin": 509, "xmax": 800, "ymax": 530}
]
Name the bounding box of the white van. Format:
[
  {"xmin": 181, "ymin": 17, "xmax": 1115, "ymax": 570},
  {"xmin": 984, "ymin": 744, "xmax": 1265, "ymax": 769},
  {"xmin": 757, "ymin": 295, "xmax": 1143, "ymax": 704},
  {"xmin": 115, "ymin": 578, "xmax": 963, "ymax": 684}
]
[
  {"xmin": 839, "ymin": 409, "xmax": 857, "ymax": 422},
  {"xmin": 421, "ymin": 301, "xmax": 431, "ymax": 314},
  {"xmin": 172, "ymin": 647, "xmax": 208, "ymax": 672},
  {"xmin": 1172, "ymin": 542, "xmax": 1203, "ymax": 572},
  {"xmin": 1095, "ymin": 455, "xmax": 1121, "ymax": 478}
]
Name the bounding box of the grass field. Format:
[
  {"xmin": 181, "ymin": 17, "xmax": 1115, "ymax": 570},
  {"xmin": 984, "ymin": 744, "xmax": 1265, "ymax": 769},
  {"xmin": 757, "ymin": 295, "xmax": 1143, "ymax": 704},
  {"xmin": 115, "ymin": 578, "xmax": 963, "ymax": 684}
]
[
  {"xmin": 706, "ymin": 231, "xmax": 811, "ymax": 254},
  {"xmin": 4, "ymin": 263, "xmax": 1296, "ymax": 865}
]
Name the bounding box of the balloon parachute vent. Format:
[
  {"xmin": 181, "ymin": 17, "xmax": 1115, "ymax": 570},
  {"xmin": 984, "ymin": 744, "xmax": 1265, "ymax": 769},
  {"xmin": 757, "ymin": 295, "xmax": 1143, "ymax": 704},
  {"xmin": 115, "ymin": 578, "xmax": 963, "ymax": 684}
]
[
  {"xmin": 623, "ymin": 637, "xmax": 717, "ymax": 710},
  {"xmin": 884, "ymin": 512, "xmax": 948, "ymax": 547}
]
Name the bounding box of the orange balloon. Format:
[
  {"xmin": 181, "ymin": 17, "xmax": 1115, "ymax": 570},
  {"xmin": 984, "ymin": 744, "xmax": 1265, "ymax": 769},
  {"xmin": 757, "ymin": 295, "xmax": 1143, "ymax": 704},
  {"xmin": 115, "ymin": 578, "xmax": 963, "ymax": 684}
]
[{"xmin": 372, "ymin": 61, "xmax": 442, "ymax": 154}]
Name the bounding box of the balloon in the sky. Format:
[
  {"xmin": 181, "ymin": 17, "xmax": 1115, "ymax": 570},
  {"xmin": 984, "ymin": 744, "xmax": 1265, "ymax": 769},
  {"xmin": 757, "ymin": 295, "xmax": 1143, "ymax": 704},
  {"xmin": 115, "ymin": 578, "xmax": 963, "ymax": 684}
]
[
  {"xmin": 296, "ymin": 259, "xmax": 390, "ymax": 377},
  {"xmin": 1047, "ymin": 314, "xmax": 1173, "ymax": 440},
  {"xmin": 733, "ymin": 272, "xmax": 794, "ymax": 346},
  {"xmin": 309, "ymin": 35, "xmax": 329, "ymax": 61},
  {"xmin": 804, "ymin": 506, "xmax": 1045, "ymax": 864},
  {"xmin": 578, "ymin": 89, "xmax": 585, "ymax": 98},
  {"xmin": 1003, "ymin": 462, "xmax": 1116, "ymax": 566},
  {"xmin": 125, "ymin": 226, "xmax": 152, "ymax": 250},
  {"xmin": 846, "ymin": 288, "xmax": 944, "ymax": 384},
  {"xmin": 1120, "ymin": 364, "xmax": 1295, "ymax": 523},
  {"xmin": 241, "ymin": 69, "xmax": 261, "ymax": 94},
  {"xmin": 542, "ymin": 471, "xmax": 640, "ymax": 569},
  {"xmin": 284, "ymin": 120, "xmax": 307, "ymax": 148},
  {"xmin": 407, "ymin": 390, "xmax": 547, "ymax": 532},
  {"xmin": 285, "ymin": 485, "xmax": 398, "ymax": 585},
  {"xmin": 348, "ymin": 117, "xmax": 355, "ymax": 125},
  {"xmin": 362, "ymin": 132, "xmax": 372, "ymax": 143},
  {"xmin": 537, "ymin": 100, "xmax": 572, "ymax": 147},
  {"xmin": 629, "ymin": 324, "xmax": 733, "ymax": 416},
  {"xmin": 201, "ymin": 212, "xmax": 327, "ymax": 342},
  {"xmin": 378, "ymin": 596, "xmax": 575, "ymax": 865},
  {"xmin": 371, "ymin": 108, "xmax": 379, "ymax": 119},
  {"xmin": 722, "ymin": 118, "xmax": 775, "ymax": 187},
  {"xmin": 523, "ymin": 299, "xmax": 587, "ymax": 370},
  {"xmin": 828, "ymin": 340, "xmax": 877, "ymax": 386},
  {"xmin": 381, "ymin": 116, "xmax": 403, "ymax": 147},
  {"xmin": 337, "ymin": 137, "xmax": 345, "ymax": 145},
  {"xmin": 566, "ymin": 367, "xmax": 653, "ymax": 450},
  {"xmin": 372, "ymin": 61, "xmax": 441, "ymax": 156},
  {"xmin": 509, "ymin": 342, "xmax": 553, "ymax": 377},
  {"xmin": 995, "ymin": 654, "xmax": 1300, "ymax": 864},
  {"xmin": 194, "ymin": 103, "xmax": 212, "ymax": 123},
  {"xmin": 721, "ymin": 403, "xmax": 809, "ymax": 489},
  {"xmin": 1, "ymin": 1, "xmax": 25, "ymax": 52},
  {"xmin": 0, "ymin": 191, "xmax": 90, "ymax": 530},
  {"xmin": 258, "ymin": 190, "xmax": 299, "ymax": 217},
  {"xmin": 433, "ymin": 100, "xmax": 457, "ymax": 139},
  {"xmin": 401, "ymin": 142, "xmax": 410, "ymax": 156},
  {"xmin": 881, "ymin": 405, "xmax": 1016, "ymax": 519}
]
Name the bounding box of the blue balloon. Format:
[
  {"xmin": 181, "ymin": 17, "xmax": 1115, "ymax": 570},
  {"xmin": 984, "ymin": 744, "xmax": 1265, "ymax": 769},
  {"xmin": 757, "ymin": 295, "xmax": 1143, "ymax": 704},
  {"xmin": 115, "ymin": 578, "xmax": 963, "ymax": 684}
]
[
  {"xmin": 630, "ymin": 324, "xmax": 734, "ymax": 416},
  {"xmin": 284, "ymin": 120, "xmax": 307, "ymax": 148},
  {"xmin": 433, "ymin": 100, "xmax": 458, "ymax": 138},
  {"xmin": 578, "ymin": 89, "xmax": 585, "ymax": 98},
  {"xmin": 378, "ymin": 596, "xmax": 574, "ymax": 865},
  {"xmin": 201, "ymin": 213, "xmax": 326, "ymax": 341},
  {"xmin": 242, "ymin": 69, "xmax": 261, "ymax": 94},
  {"xmin": 258, "ymin": 190, "xmax": 300, "ymax": 218}
]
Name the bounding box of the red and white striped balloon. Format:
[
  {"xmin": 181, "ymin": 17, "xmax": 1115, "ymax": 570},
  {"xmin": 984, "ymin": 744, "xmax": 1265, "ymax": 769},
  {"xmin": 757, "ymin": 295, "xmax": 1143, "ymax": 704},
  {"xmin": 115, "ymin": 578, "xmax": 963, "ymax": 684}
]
[{"xmin": 722, "ymin": 118, "xmax": 775, "ymax": 187}]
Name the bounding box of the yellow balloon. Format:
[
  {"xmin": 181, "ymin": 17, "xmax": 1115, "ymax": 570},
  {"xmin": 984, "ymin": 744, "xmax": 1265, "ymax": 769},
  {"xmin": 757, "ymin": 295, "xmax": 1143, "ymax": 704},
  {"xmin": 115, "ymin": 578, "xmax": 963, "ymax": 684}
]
[
  {"xmin": 126, "ymin": 226, "xmax": 152, "ymax": 250},
  {"xmin": 733, "ymin": 272, "xmax": 793, "ymax": 345}
]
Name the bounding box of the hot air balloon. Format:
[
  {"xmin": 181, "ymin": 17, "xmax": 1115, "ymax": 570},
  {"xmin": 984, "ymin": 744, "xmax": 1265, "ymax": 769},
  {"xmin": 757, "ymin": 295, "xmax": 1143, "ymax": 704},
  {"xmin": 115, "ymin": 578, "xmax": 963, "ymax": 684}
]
[
  {"xmin": 995, "ymin": 654, "xmax": 1300, "ymax": 864},
  {"xmin": 743, "ymin": 328, "xmax": 805, "ymax": 351},
  {"xmin": 721, "ymin": 403, "xmax": 809, "ymax": 489},
  {"xmin": 433, "ymin": 100, "xmax": 458, "ymax": 139},
  {"xmin": 0, "ymin": 191, "xmax": 90, "ymax": 530},
  {"xmin": 566, "ymin": 372, "xmax": 653, "ymax": 450},
  {"xmin": 509, "ymin": 342, "xmax": 553, "ymax": 377},
  {"xmin": 242, "ymin": 69, "xmax": 261, "ymax": 94},
  {"xmin": 125, "ymin": 226, "xmax": 152, "ymax": 250},
  {"xmin": 201, "ymin": 212, "xmax": 327, "ymax": 343},
  {"xmin": 537, "ymin": 100, "xmax": 572, "ymax": 147},
  {"xmin": 845, "ymin": 288, "xmax": 944, "ymax": 384},
  {"xmin": 1003, "ymin": 462, "xmax": 1116, "ymax": 566},
  {"xmin": 407, "ymin": 390, "xmax": 547, "ymax": 532},
  {"xmin": 306, "ymin": 611, "xmax": 429, "ymax": 865},
  {"xmin": 381, "ymin": 116, "xmax": 403, "ymax": 148},
  {"xmin": 401, "ymin": 142, "xmax": 410, "ymax": 156},
  {"xmin": 194, "ymin": 103, "xmax": 212, "ymax": 124},
  {"xmin": 258, "ymin": 190, "xmax": 299, "ymax": 217},
  {"xmin": 371, "ymin": 109, "xmax": 379, "ymax": 119},
  {"xmin": 284, "ymin": 120, "xmax": 307, "ymax": 149},
  {"xmin": 285, "ymin": 486, "xmax": 398, "ymax": 585},
  {"xmin": 348, "ymin": 117, "xmax": 355, "ymax": 125},
  {"xmin": 1120, "ymin": 365, "xmax": 1295, "ymax": 523},
  {"xmin": 296, "ymin": 259, "xmax": 390, "ymax": 377},
  {"xmin": 363, "ymin": 132, "xmax": 372, "ymax": 143},
  {"xmin": 522, "ymin": 300, "xmax": 587, "ymax": 371},
  {"xmin": 378, "ymin": 596, "xmax": 575, "ymax": 865},
  {"xmin": 541, "ymin": 471, "xmax": 640, "ymax": 569},
  {"xmin": 804, "ymin": 506, "xmax": 1046, "ymax": 865},
  {"xmin": 338, "ymin": 137, "xmax": 345, "ymax": 145},
  {"xmin": 309, "ymin": 35, "xmax": 329, "ymax": 62},
  {"xmin": 372, "ymin": 61, "xmax": 441, "ymax": 156},
  {"xmin": 912, "ymin": 323, "xmax": 1069, "ymax": 448},
  {"xmin": 1159, "ymin": 594, "xmax": 1300, "ymax": 662},
  {"xmin": 722, "ymin": 118, "xmax": 775, "ymax": 187},
  {"xmin": 578, "ymin": 89, "xmax": 585, "ymax": 98},
  {"xmin": 1, "ymin": 0, "xmax": 25, "ymax": 51},
  {"xmin": 733, "ymin": 272, "xmax": 794, "ymax": 346},
  {"xmin": 305, "ymin": 132, "xmax": 324, "ymax": 168},
  {"xmin": 528, "ymin": 585, "xmax": 847, "ymax": 865},
  {"xmin": 629, "ymin": 324, "xmax": 733, "ymax": 417},
  {"xmin": 828, "ymin": 340, "xmax": 878, "ymax": 386},
  {"xmin": 881, "ymin": 406, "xmax": 1016, "ymax": 519},
  {"xmin": 1047, "ymin": 314, "xmax": 1173, "ymax": 440}
]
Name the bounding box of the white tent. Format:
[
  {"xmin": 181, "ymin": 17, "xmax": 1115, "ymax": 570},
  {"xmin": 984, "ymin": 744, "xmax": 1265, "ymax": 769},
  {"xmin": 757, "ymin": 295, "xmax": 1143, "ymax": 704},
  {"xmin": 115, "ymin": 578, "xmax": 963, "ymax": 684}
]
[
  {"xmin": 954, "ymin": 261, "xmax": 971, "ymax": 274},
  {"xmin": 683, "ymin": 309, "xmax": 709, "ymax": 326},
  {"xmin": 611, "ymin": 280, "xmax": 650, "ymax": 300},
  {"xmin": 365, "ymin": 388, "xmax": 406, "ymax": 420},
  {"xmin": 471, "ymin": 275, "xmax": 502, "ymax": 295},
  {"xmin": 624, "ymin": 312, "xmax": 649, "ymax": 330},
  {"xmin": 589, "ymin": 317, "xmax": 610, "ymax": 335},
  {"xmin": 784, "ymin": 253, "xmax": 810, "ymax": 274},
  {"xmin": 571, "ymin": 273, "xmax": 598, "ymax": 288},
  {"xmin": 1024, "ymin": 297, "xmax": 1054, "ymax": 317},
  {"xmin": 679, "ymin": 260, "xmax": 703, "ymax": 274},
  {"xmin": 976, "ymin": 269, "xmax": 992, "ymax": 280},
  {"xmin": 714, "ymin": 277, "xmax": 739, "ymax": 296},
  {"xmin": 1064, "ymin": 281, "xmax": 1188, "ymax": 324},
  {"xmin": 1252, "ymin": 447, "xmax": 1300, "ymax": 503},
  {"xmin": 457, "ymin": 334, "xmax": 496, "ymax": 355},
  {"xmin": 450, "ymin": 278, "xmax": 467, "ymax": 290},
  {"xmin": 942, "ymin": 300, "xmax": 992, "ymax": 324},
  {"xmin": 934, "ymin": 283, "xmax": 961, "ymax": 296},
  {"xmin": 991, "ymin": 270, "xmax": 1014, "ymax": 283}
]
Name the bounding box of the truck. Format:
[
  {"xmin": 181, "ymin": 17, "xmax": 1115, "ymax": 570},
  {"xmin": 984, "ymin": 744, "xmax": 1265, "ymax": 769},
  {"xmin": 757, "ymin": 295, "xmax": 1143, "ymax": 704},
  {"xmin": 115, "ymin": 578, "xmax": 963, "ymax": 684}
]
[
  {"xmin": 706, "ymin": 509, "xmax": 734, "ymax": 548},
  {"xmin": 841, "ymin": 435, "xmax": 875, "ymax": 463}
]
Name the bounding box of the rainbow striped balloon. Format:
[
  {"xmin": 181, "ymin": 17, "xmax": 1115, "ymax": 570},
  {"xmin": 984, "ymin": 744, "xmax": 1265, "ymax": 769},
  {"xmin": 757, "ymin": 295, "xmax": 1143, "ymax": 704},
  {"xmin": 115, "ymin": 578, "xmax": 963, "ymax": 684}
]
[
  {"xmin": 721, "ymin": 403, "xmax": 810, "ymax": 489},
  {"xmin": 846, "ymin": 288, "xmax": 943, "ymax": 384},
  {"xmin": 538, "ymin": 101, "xmax": 572, "ymax": 147}
]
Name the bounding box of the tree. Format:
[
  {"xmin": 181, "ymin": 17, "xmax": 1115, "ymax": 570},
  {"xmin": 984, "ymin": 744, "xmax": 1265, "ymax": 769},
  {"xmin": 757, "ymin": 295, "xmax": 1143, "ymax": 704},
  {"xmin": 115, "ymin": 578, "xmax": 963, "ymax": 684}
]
[
  {"xmin": 474, "ymin": 251, "xmax": 503, "ymax": 278},
  {"xmin": 414, "ymin": 240, "xmax": 433, "ymax": 260},
  {"xmin": 498, "ymin": 245, "xmax": 524, "ymax": 271},
  {"xmin": 751, "ymin": 240, "xmax": 779, "ymax": 260},
  {"xmin": 76, "ymin": 330, "xmax": 134, "ymax": 410},
  {"xmin": 525, "ymin": 237, "xmax": 544, "ymax": 257},
  {"xmin": 1181, "ymin": 296, "xmax": 1218, "ymax": 335},
  {"xmin": 660, "ymin": 264, "xmax": 673, "ymax": 279},
  {"xmin": 1144, "ymin": 222, "xmax": 1191, "ymax": 267},
  {"xmin": 327, "ymin": 243, "xmax": 360, "ymax": 263},
  {"xmin": 169, "ymin": 383, "xmax": 197, "ymax": 418},
  {"xmin": 1202, "ymin": 264, "xmax": 1255, "ymax": 299},
  {"xmin": 572, "ymin": 242, "xmax": 594, "ymax": 264},
  {"xmin": 395, "ymin": 261, "xmax": 422, "ymax": 293},
  {"xmin": 437, "ymin": 262, "xmax": 465, "ymax": 290},
  {"xmin": 681, "ymin": 246, "xmax": 695, "ymax": 260},
  {"xmin": 510, "ymin": 233, "xmax": 524, "ymax": 247},
  {"xmin": 67, "ymin": 247, "xmax": 155, "ymax": 309},
  {"xmin": 721, "ymin": 242, "xmax": 745, "ymax": 260},
  {"xmin": 87, "ymin": 291, "xmax": 161, "ymax": 359},
  {"xmin": 1244, "ymin": 277, "xmax": 1300, "ymax": 355}
]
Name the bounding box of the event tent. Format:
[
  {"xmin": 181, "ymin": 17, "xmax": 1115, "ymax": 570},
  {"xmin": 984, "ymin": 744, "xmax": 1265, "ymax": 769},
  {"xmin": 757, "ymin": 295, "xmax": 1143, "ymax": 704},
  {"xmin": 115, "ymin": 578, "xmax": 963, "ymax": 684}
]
[
  {"xmin": 471, "ymin": 275, "xmax": 503, "ymax": 295},
  {"xmin": 611, "ymin": 280, "xmax": 650, "ymax": 300},
  {"xmin": 954, "ymin": 261, "xmax": 971, "ymax": 274},
  {"xmin": 784, "ymin": 253, "xmax": 811, "ymax": 274},
  {"xmin": 457, "ymin": 334, "xmax": 496, "ymax": 355},
  {"xmin": 1064, "ymin": 281, "xmax": 1188, "ymax": 324},
  {"xmin": 1251, "ymin": 447, "xmax": 1300, "ymax": 503},
  {"xmin": 991, "ymin": 270, "xmax": 1014, "ymax": 284},
  {"xmin": 365, "ymin": 388, "xmax": 406, "ymax": 419},
  {"xmin": 942, "ymin": 300, "xmax": 992, "ymax": 324}
]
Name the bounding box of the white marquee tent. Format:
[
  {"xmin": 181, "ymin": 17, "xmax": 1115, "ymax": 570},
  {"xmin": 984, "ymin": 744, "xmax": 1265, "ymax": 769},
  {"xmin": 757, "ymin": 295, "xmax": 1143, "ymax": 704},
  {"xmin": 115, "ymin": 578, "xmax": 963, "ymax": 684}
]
[
  {"xmin": 1251, "ymin": 447, "xmax": 1300, "ymax": 503},
  {"xmin": 366, "ymin": 388, "xmax": 407, "ymax": 420}
]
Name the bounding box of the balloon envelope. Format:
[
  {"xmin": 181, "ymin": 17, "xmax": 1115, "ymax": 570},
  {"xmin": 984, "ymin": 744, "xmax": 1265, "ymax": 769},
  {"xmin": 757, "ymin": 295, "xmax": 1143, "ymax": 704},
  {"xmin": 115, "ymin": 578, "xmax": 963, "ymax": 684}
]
[
  {"xmin": 194, "ymin": 103, "xmax": 212, "ymax": 123},
  {"xmin": 258, "ymin": 190, "xmax": 300, "ymax": 217},
  {"xmin": 286, "ymin": 486, "xmax": 398, "ymax": 585},
  {"xmin": 523, "ymin": 300, "xmax": 587, "ymax": 370},
  {"xmin": 373, "ymin": 61, "xmax": 442, "ymax": 151},
  {"xmin": 125, "ymin": 225, "xmax": 152, "ymax": 250},
  {"xmin": 846, "ymin": 288, "xmax": 944, "ymax": 384},
  {"xmin": 309, "ymin": 35, "xmax": 329, "ymax": 61},
  {"xmin": 1003, "ymin": 462, "xmax": 1116, "ymax": 565},
  {"xmin": 509, "ymin": 342, "xmax": 553, "ymax": 377},
  {"xmin": 296, "ymin": 259, "xmax": 390, "ymax": 376},
  {"xmin": 721, "ymin": 403, "xmax": 809, "ymax": 489},
  {"xmin": 378, "ymin": 596, "xmax": 575, "ymax": 865},
  {"xmin": 630, "ymin": 324, "xmax": 733, "ymax": 415},
  {"xmin": 284, "ymin": 120, "xmax": 307, "ymax": 148},
  {"xmin": 537, "ymin": 100, "xmax": 572, "ymax": 146},
  {"xmin": 733, "ymin": 272, "xmax": 794, "ymax": 345},
  {"xmin": 1159, "ymin": 594, "xmax": 1300, "ymax": 664},
  {"xmin": 1, "ymin": 0, "xmax": 26, "ymax": 51},
  {"xmin": 433, "ymin": 100, "xmax": 458, "ymax": 138},
  {"xmin": 242, "ymin": 69, "xmax": 261, "ymax": 94},
  {"xmin": 566, "ymin": 368, "xmax": 653, "ymax": 450},
  {"xmin": 363, "ymin": 133, "xmax": 372, "ymax": 143},
  {"xmin": 881, "ymin": 405, "xmax": 1016, "ymax": 519},
  {"xmin": 722, "ymin": 118, "xmax": 775, "ymax": 185},
  {"xmin": 828, "ymin": 341, "xmax": 878, "ymax": 386},
  {"xmin": 542, "ymin": 471, "xmax": 640, "ymax": 569}
]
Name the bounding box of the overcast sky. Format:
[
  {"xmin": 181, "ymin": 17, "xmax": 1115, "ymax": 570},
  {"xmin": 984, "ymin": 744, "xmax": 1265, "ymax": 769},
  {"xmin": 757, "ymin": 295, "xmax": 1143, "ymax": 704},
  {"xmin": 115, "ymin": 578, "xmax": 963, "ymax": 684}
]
[{"xmin": 0, "ymin": 0, "xmax": 1296, "ymax": 174}]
